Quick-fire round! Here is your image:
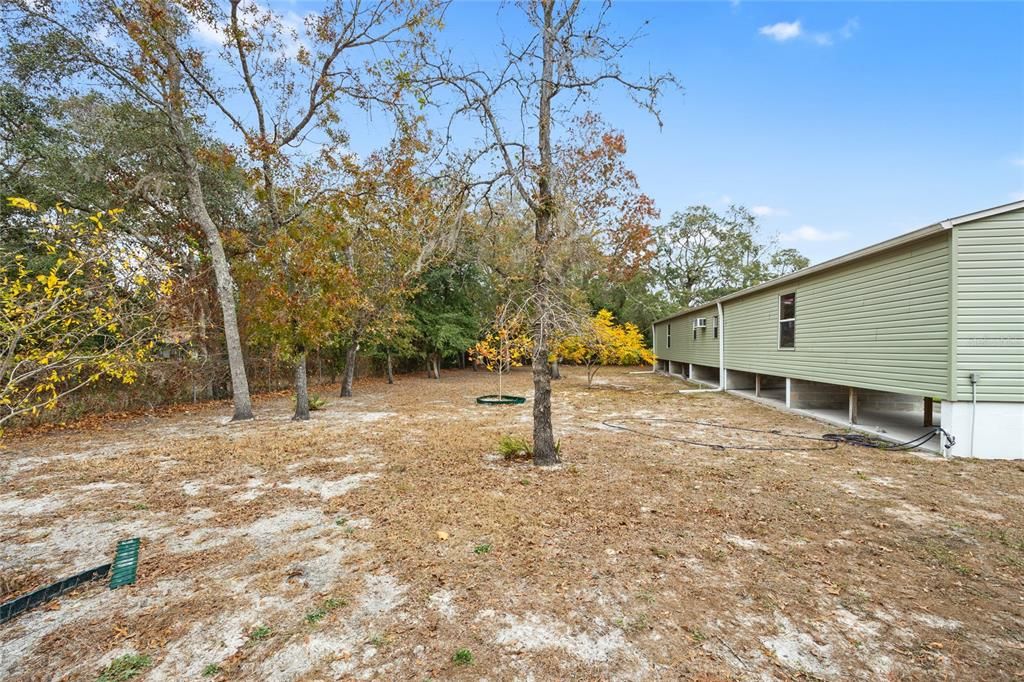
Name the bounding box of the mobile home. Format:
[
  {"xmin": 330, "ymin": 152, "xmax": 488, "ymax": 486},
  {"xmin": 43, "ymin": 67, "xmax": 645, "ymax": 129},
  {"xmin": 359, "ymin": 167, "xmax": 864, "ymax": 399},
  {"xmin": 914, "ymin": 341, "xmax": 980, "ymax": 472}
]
[{"xmin": 652, "ymin": 201, "xmax": 1024, "ymax": 459}]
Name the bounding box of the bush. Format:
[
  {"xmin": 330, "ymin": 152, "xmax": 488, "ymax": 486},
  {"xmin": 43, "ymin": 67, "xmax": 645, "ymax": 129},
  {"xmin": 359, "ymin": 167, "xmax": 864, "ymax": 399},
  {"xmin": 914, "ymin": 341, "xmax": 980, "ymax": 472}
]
[
  {"xmin": 293, "ymin": 394, "xmax": 328, "ymax": 411},
  {"xmin": 498, "ymin": 434, "xmax": 532, "ymax": 461}
]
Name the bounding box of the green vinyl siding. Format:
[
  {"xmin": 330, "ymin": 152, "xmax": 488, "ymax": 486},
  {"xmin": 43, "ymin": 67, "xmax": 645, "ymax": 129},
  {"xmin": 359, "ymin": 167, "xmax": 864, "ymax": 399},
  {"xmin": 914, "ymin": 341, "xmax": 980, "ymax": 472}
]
[
  {"xmin": 653, "ymin": 305, "xmax": 719, "ymax": 367},
  {"xmin": 953, "ymin": 208, "xmax": 1024, "ymax": 402},
  {"xmin": 723, "ymin": 232, "xmax": 951, "ymax": 398}
]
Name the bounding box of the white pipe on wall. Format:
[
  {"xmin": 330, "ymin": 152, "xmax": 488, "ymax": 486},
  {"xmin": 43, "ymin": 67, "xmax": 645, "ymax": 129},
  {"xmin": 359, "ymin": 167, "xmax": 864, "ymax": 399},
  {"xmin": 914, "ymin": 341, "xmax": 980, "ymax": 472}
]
[
  {"xmin": 716, "ymin": 301, "xmax": 725, "ymax": 391},
  {"xmin": 970, "ymin": 373, "xmax": 978, "ymax": 458}
]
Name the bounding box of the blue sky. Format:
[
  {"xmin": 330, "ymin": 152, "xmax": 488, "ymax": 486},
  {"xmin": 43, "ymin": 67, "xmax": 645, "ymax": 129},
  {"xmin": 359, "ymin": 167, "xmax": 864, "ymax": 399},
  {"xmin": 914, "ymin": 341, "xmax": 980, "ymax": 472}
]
[
  {"xmin": 215, "ymin": 1, "xmax": 1024, "ymax": 265},
  {"xmin": 432, "ymin": 0, "xmax": 1024, "ymax": 263}
]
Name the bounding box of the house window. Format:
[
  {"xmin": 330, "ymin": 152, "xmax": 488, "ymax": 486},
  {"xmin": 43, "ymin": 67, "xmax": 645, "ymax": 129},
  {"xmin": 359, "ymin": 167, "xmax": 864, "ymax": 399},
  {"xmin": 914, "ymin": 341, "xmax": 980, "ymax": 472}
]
[
  {"xmin": 779, "ymin": 293, "xmax": 796, "ymax": 349},
  {"xmin": 713, "ymin": 315, "xmax": 719, "ymax": 339},
  {"xmin": 693, "ymin": 323, "xmax": 697, "ymax": 340},
  {"xmin": 667, "ymin": 323, "xmax": 671, "ymax": 348}
]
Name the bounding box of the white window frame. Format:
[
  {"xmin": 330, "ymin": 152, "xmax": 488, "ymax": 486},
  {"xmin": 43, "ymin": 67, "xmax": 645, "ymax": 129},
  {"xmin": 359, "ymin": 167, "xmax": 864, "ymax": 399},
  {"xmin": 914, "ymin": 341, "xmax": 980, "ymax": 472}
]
[
  {"xmin": 778, "ymin": 292, "xmax": 796, "ymax": 350},
  {"xmin": 713, "ymin": 315, "xmax": 719, "ymax": 339},
  {"xmin": 667, "ymin": 323, "xmax": 671, "ymax": 348}
]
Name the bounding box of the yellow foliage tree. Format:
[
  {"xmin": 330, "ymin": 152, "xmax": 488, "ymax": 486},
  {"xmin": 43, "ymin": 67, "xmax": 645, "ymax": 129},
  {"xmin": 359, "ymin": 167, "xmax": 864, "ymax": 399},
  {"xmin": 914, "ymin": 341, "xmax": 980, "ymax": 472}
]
[
  {"xmin": 556, "ymin": 309, "xmax": 653, "ymax": 388},
  {"xmin": 468, "ymin": 307, "xmax": 533, "ymax": 399},
  {"xmin": 0, "ymin": 198, "xmax": 171, "ymax": 435}
]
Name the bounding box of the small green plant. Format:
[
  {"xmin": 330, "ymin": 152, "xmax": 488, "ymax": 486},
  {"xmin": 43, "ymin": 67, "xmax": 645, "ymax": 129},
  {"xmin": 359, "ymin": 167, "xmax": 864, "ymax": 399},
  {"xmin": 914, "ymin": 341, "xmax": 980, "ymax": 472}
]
[
  {"xmin": 924, "ymin": 541, "xmax": 973, "ymax": 576},
  {"xmin": 473, "ymin": 543, "xmax": 492, "ymax": 555},
  {"xmin": 636, "ymin": 590, "xmax": 655, "ymax": 604},
  {"xmin": 368, "ymin": 633, "xmax": 389, "ymax": 648},
  {"xmin": 689, "ymin": 627, "xmax": 707, "ymax": 643},
  {"xmin": 335, "ymin": 517, "xmax": 347, "ymax": 526},
  {"xmin": 248, "ymin": 625, "xmax": 272, "ymax": 642},
  {"xmin": 989, "ymin": 528, "xmax": 1024, "ymax": 552},
  {"xmin": 202, "ymin": 663, "xmax": 221, "ymax": 677},
  {"xmin": 131, "ymin": 503, "xmax": 149, "ymax": 511},
  {"xmin": 294, "ymin": 394, "xmax": 328, "ymax": 411},
  {"xmin": 498, "ymin": 434, "xmax": 532, "ymax": 461},
  {"xmin": 305, "ymin": 597, "xmax": 347, "ymax": 624},
  {"xmin": 612, "ymin": 614, "xmax": 649, "ymax": 633},
  {"xmin": 452, "ymin": 648, "xmax": 473, "ymax": 665},
  {"xmin": 98, "ymin": 653, "xmax": 152, "ymax": 681}
]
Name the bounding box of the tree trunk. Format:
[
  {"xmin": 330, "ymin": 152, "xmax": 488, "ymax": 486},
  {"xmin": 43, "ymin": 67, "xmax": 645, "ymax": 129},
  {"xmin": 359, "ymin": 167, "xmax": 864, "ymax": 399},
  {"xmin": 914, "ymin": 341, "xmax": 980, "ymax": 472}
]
[
  {"xmin": 159, "ymin": 35, "xmax": 253, "ymax": 422},
  {"xmin": 293, "ymin": 353, "xmax": 310, "ymax": 421},
  {"xmin": 341, "ymin": 343, "xmax": 358, "ymax": 397},
  {"xmin": 551, "ymin": 356, "xmax": 561, "ymax": 380},
  {"xmin": 432, "ymin": 354, "xmax": 441, "ymax": 379},
  {"xmin": 386, "ymin": 350, "xmax": 394, "ymax": 384},
  {"xmin": 530, "ymin": 0, "xmax": 559, "ymax": 466}
]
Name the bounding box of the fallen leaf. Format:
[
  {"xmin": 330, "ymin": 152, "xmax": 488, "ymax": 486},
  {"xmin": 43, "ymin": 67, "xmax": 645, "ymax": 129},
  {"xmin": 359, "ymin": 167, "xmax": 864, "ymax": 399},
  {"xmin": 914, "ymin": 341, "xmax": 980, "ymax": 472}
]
[{"xmin": 436, "ymin": 531, "xmax": 449, "ymax": 541}]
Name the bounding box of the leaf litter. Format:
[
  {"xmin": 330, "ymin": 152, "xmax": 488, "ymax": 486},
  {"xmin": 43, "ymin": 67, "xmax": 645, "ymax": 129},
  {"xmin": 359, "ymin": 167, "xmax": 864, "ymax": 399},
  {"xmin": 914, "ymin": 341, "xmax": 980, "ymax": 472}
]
[{"xmin": 0, "ymin": 367, "xmax": 1022, "ymax": 679}]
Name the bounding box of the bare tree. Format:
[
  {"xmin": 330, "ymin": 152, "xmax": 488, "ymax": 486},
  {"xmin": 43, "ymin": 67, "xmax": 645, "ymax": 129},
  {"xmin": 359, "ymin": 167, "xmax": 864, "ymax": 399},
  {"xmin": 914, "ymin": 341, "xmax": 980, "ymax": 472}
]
[{"xmin": 423, "ymin": 0, "xmax": 676, "ymax": 465}]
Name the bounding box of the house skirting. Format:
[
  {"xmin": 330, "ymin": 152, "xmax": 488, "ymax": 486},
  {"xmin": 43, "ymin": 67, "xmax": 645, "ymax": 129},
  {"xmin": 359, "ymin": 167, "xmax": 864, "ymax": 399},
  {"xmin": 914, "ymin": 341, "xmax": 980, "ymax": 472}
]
[
  {"xmin": 653, "ymin": 357, "xmax": 1024, "ymax": 459},
  {"xmin": 941, "ymin": 401, "xmax": 1024, "ymax": 459}
]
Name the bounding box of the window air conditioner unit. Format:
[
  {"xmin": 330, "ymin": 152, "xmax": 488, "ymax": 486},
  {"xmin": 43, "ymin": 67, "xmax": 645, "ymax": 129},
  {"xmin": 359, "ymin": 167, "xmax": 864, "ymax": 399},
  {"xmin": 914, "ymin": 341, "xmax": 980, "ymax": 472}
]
[{"xmin": 694, "ymin": 318, "xmax": 707, "ymax": 329}]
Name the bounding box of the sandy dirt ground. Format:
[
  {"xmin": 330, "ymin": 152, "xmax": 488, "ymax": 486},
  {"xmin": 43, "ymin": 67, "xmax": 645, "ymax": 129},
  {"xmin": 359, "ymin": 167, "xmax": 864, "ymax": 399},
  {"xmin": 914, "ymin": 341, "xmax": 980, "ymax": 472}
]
[{"xmin": 1, "ymin": 366, "xmax": 1022, "ymax": 681}]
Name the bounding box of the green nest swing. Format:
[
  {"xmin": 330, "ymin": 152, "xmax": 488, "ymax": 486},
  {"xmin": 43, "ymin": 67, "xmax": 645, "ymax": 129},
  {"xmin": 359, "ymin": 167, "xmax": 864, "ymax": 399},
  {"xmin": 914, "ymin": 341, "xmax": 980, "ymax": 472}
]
[{"xmin": 476, "ymin": 394, "xmax": 526, "ymax": 405}]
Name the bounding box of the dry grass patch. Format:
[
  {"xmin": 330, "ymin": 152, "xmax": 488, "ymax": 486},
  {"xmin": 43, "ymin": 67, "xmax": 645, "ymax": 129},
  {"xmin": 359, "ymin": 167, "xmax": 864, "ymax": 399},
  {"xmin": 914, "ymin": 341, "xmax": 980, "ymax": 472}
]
[{"xmin": 1, "ymin": 367, "xmax": 1022, "ymax": 680}]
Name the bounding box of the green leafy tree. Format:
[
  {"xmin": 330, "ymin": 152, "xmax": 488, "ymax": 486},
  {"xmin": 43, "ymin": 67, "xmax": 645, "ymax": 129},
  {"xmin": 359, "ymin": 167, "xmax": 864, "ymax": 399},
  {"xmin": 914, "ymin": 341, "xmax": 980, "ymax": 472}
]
[
  {"xmin": 652, "ymin": 205, "xmax": 810, "ymax": 309},
  {"xmin": 410, "ymin": 263, "xmax": 482, "ymax": 379}
]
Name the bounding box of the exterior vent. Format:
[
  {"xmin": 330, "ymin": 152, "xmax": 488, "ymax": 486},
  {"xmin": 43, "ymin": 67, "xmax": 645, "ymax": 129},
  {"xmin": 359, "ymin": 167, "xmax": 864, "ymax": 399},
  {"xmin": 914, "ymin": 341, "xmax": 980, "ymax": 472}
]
[{"xmin": 694, "ymin": 318, "xmax": 707, "ymax": 328}]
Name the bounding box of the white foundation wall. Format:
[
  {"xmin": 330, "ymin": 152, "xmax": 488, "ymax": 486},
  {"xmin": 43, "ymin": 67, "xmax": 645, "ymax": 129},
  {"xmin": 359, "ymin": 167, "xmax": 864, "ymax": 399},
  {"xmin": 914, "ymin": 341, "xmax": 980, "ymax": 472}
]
[{"xmin": 941, "ymin": 401, "xmax": 1024, "ymax": 459}]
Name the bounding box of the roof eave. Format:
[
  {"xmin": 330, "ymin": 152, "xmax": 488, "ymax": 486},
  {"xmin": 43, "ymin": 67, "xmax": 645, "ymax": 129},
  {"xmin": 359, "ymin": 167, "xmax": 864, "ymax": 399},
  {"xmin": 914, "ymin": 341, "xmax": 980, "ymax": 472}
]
[{"xmin": 652, "ymin": 199, "xmax": 1024, "ymax": 327}]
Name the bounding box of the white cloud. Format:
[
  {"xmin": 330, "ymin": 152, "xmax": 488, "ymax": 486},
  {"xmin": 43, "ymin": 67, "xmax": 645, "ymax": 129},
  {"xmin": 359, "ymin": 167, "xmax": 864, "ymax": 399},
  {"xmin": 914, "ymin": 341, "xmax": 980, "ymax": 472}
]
[
  {"xmin": 781, "ymin": 225, "xmax": 849, "ymax": 242},
  {"xmin": 1011, "ymin": 158, "xmax": 1024, "ymax": 167},
  {"xmin": 839, "ymin": 18, "xmax": 860, "ymax": 40},
  {"xmin": 760, "ymin": 18, "xmax": 858, "ymax": 46},
  {"xmin": 759, "ymin": 21, "xmax": 802, "ymax": 42},
  {"xmin": 192, "ymin": 17, "xmax": 223, "ymax": 45},
  {"xmin": 752, "ymin": 205, "xmax": 790, "ymax": 218},
  {"xmin": 191, "ymin": 1, "xmax": 309, "ymax": 57}
]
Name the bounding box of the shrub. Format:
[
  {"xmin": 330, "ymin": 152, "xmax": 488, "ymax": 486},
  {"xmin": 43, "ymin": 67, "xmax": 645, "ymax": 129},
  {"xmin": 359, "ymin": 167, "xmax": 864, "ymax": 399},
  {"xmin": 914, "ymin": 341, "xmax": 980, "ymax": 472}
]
[
  {"xmin": 452, "ymin": 648, "xmax": 473, "ymax": 665},
  {"xmin": 498, "ymin": 434, "xmax": 532, "ymax": 461},
  {"xmin": 293, "ymin": 394, "xmax": 328, "ymax": 411}
]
